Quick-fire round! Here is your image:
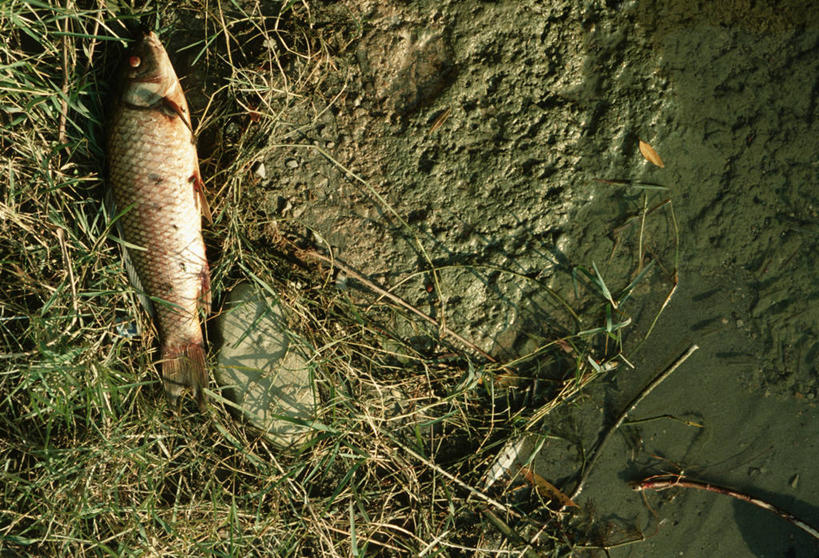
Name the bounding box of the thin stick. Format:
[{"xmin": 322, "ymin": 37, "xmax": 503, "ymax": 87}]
[
  {"xmin": 305, "ymin": 250, "xmax": 514, "ymax": 374},
  {"xmin": 568, "ymin": 344, "xmax": 699, "ymax": 501},
  {"xmin": 633, "ymin": 474, "xmax": 819, "ymax": 540}
]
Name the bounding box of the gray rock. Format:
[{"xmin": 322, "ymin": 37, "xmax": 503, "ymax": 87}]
[{"xmin": 215, "ymin": 282, "xmax": 316, "ymax": 446}]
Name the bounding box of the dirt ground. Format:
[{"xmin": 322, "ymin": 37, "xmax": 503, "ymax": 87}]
[{"xmin": 232, "ymin": 0, "xmax": 818, "ymax": 554}]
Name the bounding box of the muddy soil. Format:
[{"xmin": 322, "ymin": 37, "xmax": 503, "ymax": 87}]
[{"xmin": 236, "ymin": 0, "xmax": 817, "ymax": 554}]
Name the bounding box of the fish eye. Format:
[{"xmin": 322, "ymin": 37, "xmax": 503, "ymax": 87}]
[{"xmin": 129, "ymin": 56, "xmax": 141, "ymax": 68}]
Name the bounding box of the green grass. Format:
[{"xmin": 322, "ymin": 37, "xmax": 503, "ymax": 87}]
[{"xmin": 0, "ymin": 1, "xmax": 679, "ymax": 556}]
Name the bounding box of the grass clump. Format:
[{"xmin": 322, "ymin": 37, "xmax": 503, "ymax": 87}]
[{"xmin": 0, "ymin": 1, "xmax": 677, "ymax": 555}]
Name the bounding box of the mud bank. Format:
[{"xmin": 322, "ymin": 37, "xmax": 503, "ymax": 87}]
[{"xmin": 245, "ymin": 1, "xmax": 817, "ymax": 553}]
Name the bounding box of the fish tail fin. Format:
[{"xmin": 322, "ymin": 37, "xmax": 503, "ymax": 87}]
[{"xmin": 161, "ymin": 341, "xmax": 208, "ymax": 410}]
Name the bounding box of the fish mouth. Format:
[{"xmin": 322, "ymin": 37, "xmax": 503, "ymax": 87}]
[
  {"xmin": 141, "ymin": 31, "xmax": 165, "ymax": 51},
  {"xmin": 127, "ymin": 32, "xmax": 168, "ymax": 84},
  {"xmin": 137, "ymin": 30, "xmax": 160, "ymax": 43}
]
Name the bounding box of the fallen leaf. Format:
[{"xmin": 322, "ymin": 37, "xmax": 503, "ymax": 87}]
[
  {"xmin": 519, "ymin": 465, "xmax": 578, "ymax": 508},
  {"xmin": 639, "ymin": 140, "xmax": 665, "ymax": 168}
]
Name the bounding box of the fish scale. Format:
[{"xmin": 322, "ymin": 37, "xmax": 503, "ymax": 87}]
[{"xmin": 107, "ymin": 31, "xmax": 210, "ymax": 408}]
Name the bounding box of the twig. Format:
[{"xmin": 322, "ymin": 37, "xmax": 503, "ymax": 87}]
[
  {"xmin": 304, "ymin": 250, "xmax": 514, "ymax": 374},
  {"xmin": 632, "ymin": 474, "xmax": 819, "ymax": 540},
  {"xmin": 568, "ymin": 344, "xmax": 699, "ymax": 501}
]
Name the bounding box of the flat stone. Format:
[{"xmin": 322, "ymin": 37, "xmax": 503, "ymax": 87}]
[{"xmin": 215, "ymin": 282, "xmax": 316, "ymax": 446}]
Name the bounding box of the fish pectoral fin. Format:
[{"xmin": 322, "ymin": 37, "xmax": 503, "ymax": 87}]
[
  {"xmin": 161, "ymin": 94, "xmax": 192, "ymax": 129},
  {"xmin": 199, "ymin": 263, "xmax": 212, "ymax": 315},
  {"xmin": 104, "ymin": 190, "xmax": 156, "ymax": 319},
  {"xmin": 192, "ymin": 166, "xmax": 213, "ymax": 224}
]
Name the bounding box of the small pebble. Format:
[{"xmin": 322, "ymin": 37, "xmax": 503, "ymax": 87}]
[
  {"xmin": 285, "ymin": 158, "xmax": 299, "ymax": 169},
  {"xmin": 254, "ymin": 162, "xmax": 266, "ymax": 179},
  {"xmin": 114, "ymin": 320, "xmax": 138, "ymax": 338}
]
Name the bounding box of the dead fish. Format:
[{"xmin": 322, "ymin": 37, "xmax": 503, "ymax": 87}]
[{"xmin": 106, "ymin": 31, "xmax": 211, "ymax": 408}]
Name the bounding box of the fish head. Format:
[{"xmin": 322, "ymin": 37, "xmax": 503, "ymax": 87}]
[{"xmin": 120, "ymin": 31, "xmax": 179, "ymax": 108}]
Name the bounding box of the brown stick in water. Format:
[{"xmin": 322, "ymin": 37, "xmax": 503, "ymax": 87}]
[{"xmin": 632, "ymin": 474, "xmax": 819, "ymax": 541}]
